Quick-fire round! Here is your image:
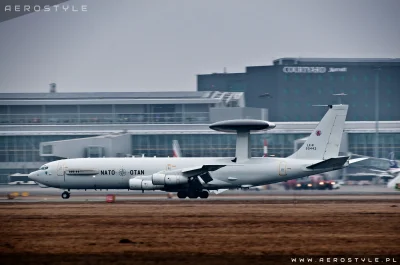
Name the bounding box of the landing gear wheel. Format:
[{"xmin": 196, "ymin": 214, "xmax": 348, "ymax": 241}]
[
  {"xmin": 61, "ymin": 191, "xmax": 70, "ymax": 199},
  {"xmin": 199, "ymin": 190, "xmax": 209, "ymax": 199},
  {"xmin": 177, "ymin": 191, "xmax": 187, "ymax": 199},
  {"xmin": 188, "ymin": 191, "xmax": 198, "ymax": 199}
]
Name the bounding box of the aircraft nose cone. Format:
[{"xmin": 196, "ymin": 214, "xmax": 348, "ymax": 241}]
[{"xmin": 28, "ymin": 171, "xmax": 38, "ymax": 181}]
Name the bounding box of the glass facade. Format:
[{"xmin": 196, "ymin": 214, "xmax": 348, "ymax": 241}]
[
  {"xmin": 0, "ymin": 102, "xmax": 214, "ymax": 125},
  {"xmin": 348, "ymin": 133, "xmax": 400, "ymax": 158},
  {"xmin": 0, "ymin": 135, "xmax": 94, "ymax": 163},
  {"xmin": 1, "ymin": 133, "xmax": 397, "ymax": 164},
  {"xmin": 0, "ymin": 132, "xmax": 399, "ymax": 183}
]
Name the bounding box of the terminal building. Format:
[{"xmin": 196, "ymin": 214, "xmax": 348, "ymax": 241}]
[
  {"xmin": 0, "ymin": 91, "xmax": 269, "ymax": 182},
  {"xmin": 198, "ymin": 58, "xmax": 400, "ymax": 122},
  {"xmin": 1, "ymin": 90, "xmax": 399, "ymax": 183},
  {"xmin": 1, "ymin": 58, "xmax": 399, "ymax": 183}
]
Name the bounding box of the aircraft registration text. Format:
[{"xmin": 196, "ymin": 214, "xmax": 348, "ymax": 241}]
[{"xmin": 305, "ymin": 144, "xmax": 317, "ymax": 151}]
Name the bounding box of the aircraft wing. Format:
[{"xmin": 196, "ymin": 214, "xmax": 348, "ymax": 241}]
[
  {"xmin": 182, "ymin": 165, "xmax": 227, "ymax": 174},
  {"xmin": 171, "ymin": 164, "xmax": 242, "ymax": 183},
  {"xmin": 182, "ymin": 164, "xmax": 242, "ymax": 176}
]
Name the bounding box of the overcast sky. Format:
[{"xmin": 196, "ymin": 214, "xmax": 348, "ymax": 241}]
[{"xmin": 0, "ymin": 0, "xmax": 399, "ymax": 93}]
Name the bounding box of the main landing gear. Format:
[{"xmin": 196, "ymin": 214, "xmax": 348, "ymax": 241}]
[
  {"xmin": 61, "ymin": 191, "xmax": 70, "ymax": 199},
  {"xmin": 177, "ymin": 190, "xmax": 209, "ymax": 199}
]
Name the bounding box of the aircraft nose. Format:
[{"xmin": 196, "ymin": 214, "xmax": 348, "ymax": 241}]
[{"xmin": 28, "ymin": 171, "xmax": 38, "ymax": 181}]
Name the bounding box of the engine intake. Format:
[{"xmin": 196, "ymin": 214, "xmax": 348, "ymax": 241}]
[
  {"xmin": 152, "ymin": 173, "xmax": 188, "ymax": 185},
  {"xmin": 129, "ymin": 178, "xmax": 164, "ymax": 190}
]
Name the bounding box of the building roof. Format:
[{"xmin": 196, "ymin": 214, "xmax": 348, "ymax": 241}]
[
  {"xmin": 273, "ymin": 57, "xmax": 400, "ymax": 65},
  {"xmin": 0, "ymin": 91, "xmax": 245, "ymax": 107},
  {"xmin": 0, "ymin": 91, "xmax": 210, "ymax": 100}
]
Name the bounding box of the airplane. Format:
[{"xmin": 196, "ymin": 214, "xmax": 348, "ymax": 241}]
[
  {"xmin": 172, "ymin": 140, "xmax": 182, "ymax": 158},
  {"xmin": 28, "ymin": 104, "xmax": 367, "ymax": 199},
  {"xmin": 387, "ymin": 169, "xmax": 400, "ymax": 190}
]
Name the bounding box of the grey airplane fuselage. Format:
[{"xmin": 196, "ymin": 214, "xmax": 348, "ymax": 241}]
[{"xmin": 29, "ymin": 156, "xmax": 325, "ymax": 191}]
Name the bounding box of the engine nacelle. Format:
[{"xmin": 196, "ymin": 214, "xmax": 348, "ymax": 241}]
[
  {"xmin": 129, "ymin": 178, "xmax": 164, "ymax": 190},
  {"xmin": 152, "ymin": 173, "xmax": 188, "ymax": 185}
]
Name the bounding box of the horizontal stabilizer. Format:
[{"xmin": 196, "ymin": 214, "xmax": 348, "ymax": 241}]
[
  {"xmin": 307, "ymin": 156, "xmax": 349, "ymax": 170},
  {"xmin": 348, "ymin": 157, "xmax": 368, "ymax": 164}
]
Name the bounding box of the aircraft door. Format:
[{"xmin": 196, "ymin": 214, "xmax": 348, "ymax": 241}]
[
  {"xmin": 279, "ymin": 162, "xmax": 287, "ymax": 176},
  {"xmin": 57, "ymin": 162, "xmax": 64, "ymax": 176},
  {"xmin": 57, "ymin": 161, "xmax": 66, "ymax": 187}
]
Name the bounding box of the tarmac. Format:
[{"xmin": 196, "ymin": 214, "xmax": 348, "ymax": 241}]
[{"xmin": 0, "ymin": 184, "xmax": 399, "ymax": 203}]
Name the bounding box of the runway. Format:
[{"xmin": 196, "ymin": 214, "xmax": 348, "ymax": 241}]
[
  {"xmin": 1, "ymin": 199, "xmax": 399, "ymax": 265},
  {"xmin": 0, "ymin": 184, "xmax": 399, "ymax": 203}
]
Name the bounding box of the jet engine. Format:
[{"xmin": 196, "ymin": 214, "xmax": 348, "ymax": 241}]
[
  {"xmin": 129, "ymin": 178, "xmax": 164, "ymax": 190},
  {"xmin": 152, "ymin": 173, "xmax": 188, "ymax": 185}
]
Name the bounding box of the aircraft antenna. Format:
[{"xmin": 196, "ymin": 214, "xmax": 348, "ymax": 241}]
[{"xmin": 332, "ymin": 92, "xmax": 347, "ymax": 105}]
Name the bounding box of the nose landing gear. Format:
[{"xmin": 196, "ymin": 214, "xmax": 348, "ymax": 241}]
[{"xmin": 61, "ymin": 191, "xmax": 70, "ymax": 199}]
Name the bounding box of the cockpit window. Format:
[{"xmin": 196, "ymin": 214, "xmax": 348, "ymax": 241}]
[{"xmin": 40, "ymin": 166, "xmax": 49, "ymax": 170}]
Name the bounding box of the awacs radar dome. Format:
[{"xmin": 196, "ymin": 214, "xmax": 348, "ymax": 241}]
[{"xmin": 209, "ymin": 119, "xmax": 276, "ymax": 133}]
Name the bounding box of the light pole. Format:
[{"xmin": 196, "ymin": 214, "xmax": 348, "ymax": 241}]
[
  {"xmin": 374, "ymin": 68, "xmax": 381, "ymax": 158},
  {"xmin": 259, "ymin": 93, "xmax": 272, "ymax": 156},
  {"xmin": 333, "ymin": 93, "xmax": 347, "ymax": 181}
]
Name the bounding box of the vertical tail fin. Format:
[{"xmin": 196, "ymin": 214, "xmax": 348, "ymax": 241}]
[
  {"xmin": 172, "ymin": 140, "xmax": 182, "ymax": 158},
  {"xmin": 290, "ymin": 105, "xmax": 348, "ymax": 160},
  {"xmin": 263, "ymin": 139, "xmax": 268, "ymax": 157}
]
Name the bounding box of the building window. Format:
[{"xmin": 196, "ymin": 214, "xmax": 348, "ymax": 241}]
[
  {"xmin": 352, "ymin": 89, "xmax": 357, "ymax": 95},
  {"xmin": 330, "ymin": 75, "xmax": 334, "ymax": 81},
  {"xmin": 340, "ymin": 76, "xmax": 345, "ymax": 81},
  {"xmin": 42, "ymin": 145, "xmax": 53, "ymax": 155},
  {"xmin": 352, "ymin": 75, "xmax": 358, "ymax": 82},
  {"xmin": 364, "ymin": 75, "xmax": 369, "ymax": 82},
  {"xmin": 318, "ymin": 76, "xmax": 323, "ymax": 81}
]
